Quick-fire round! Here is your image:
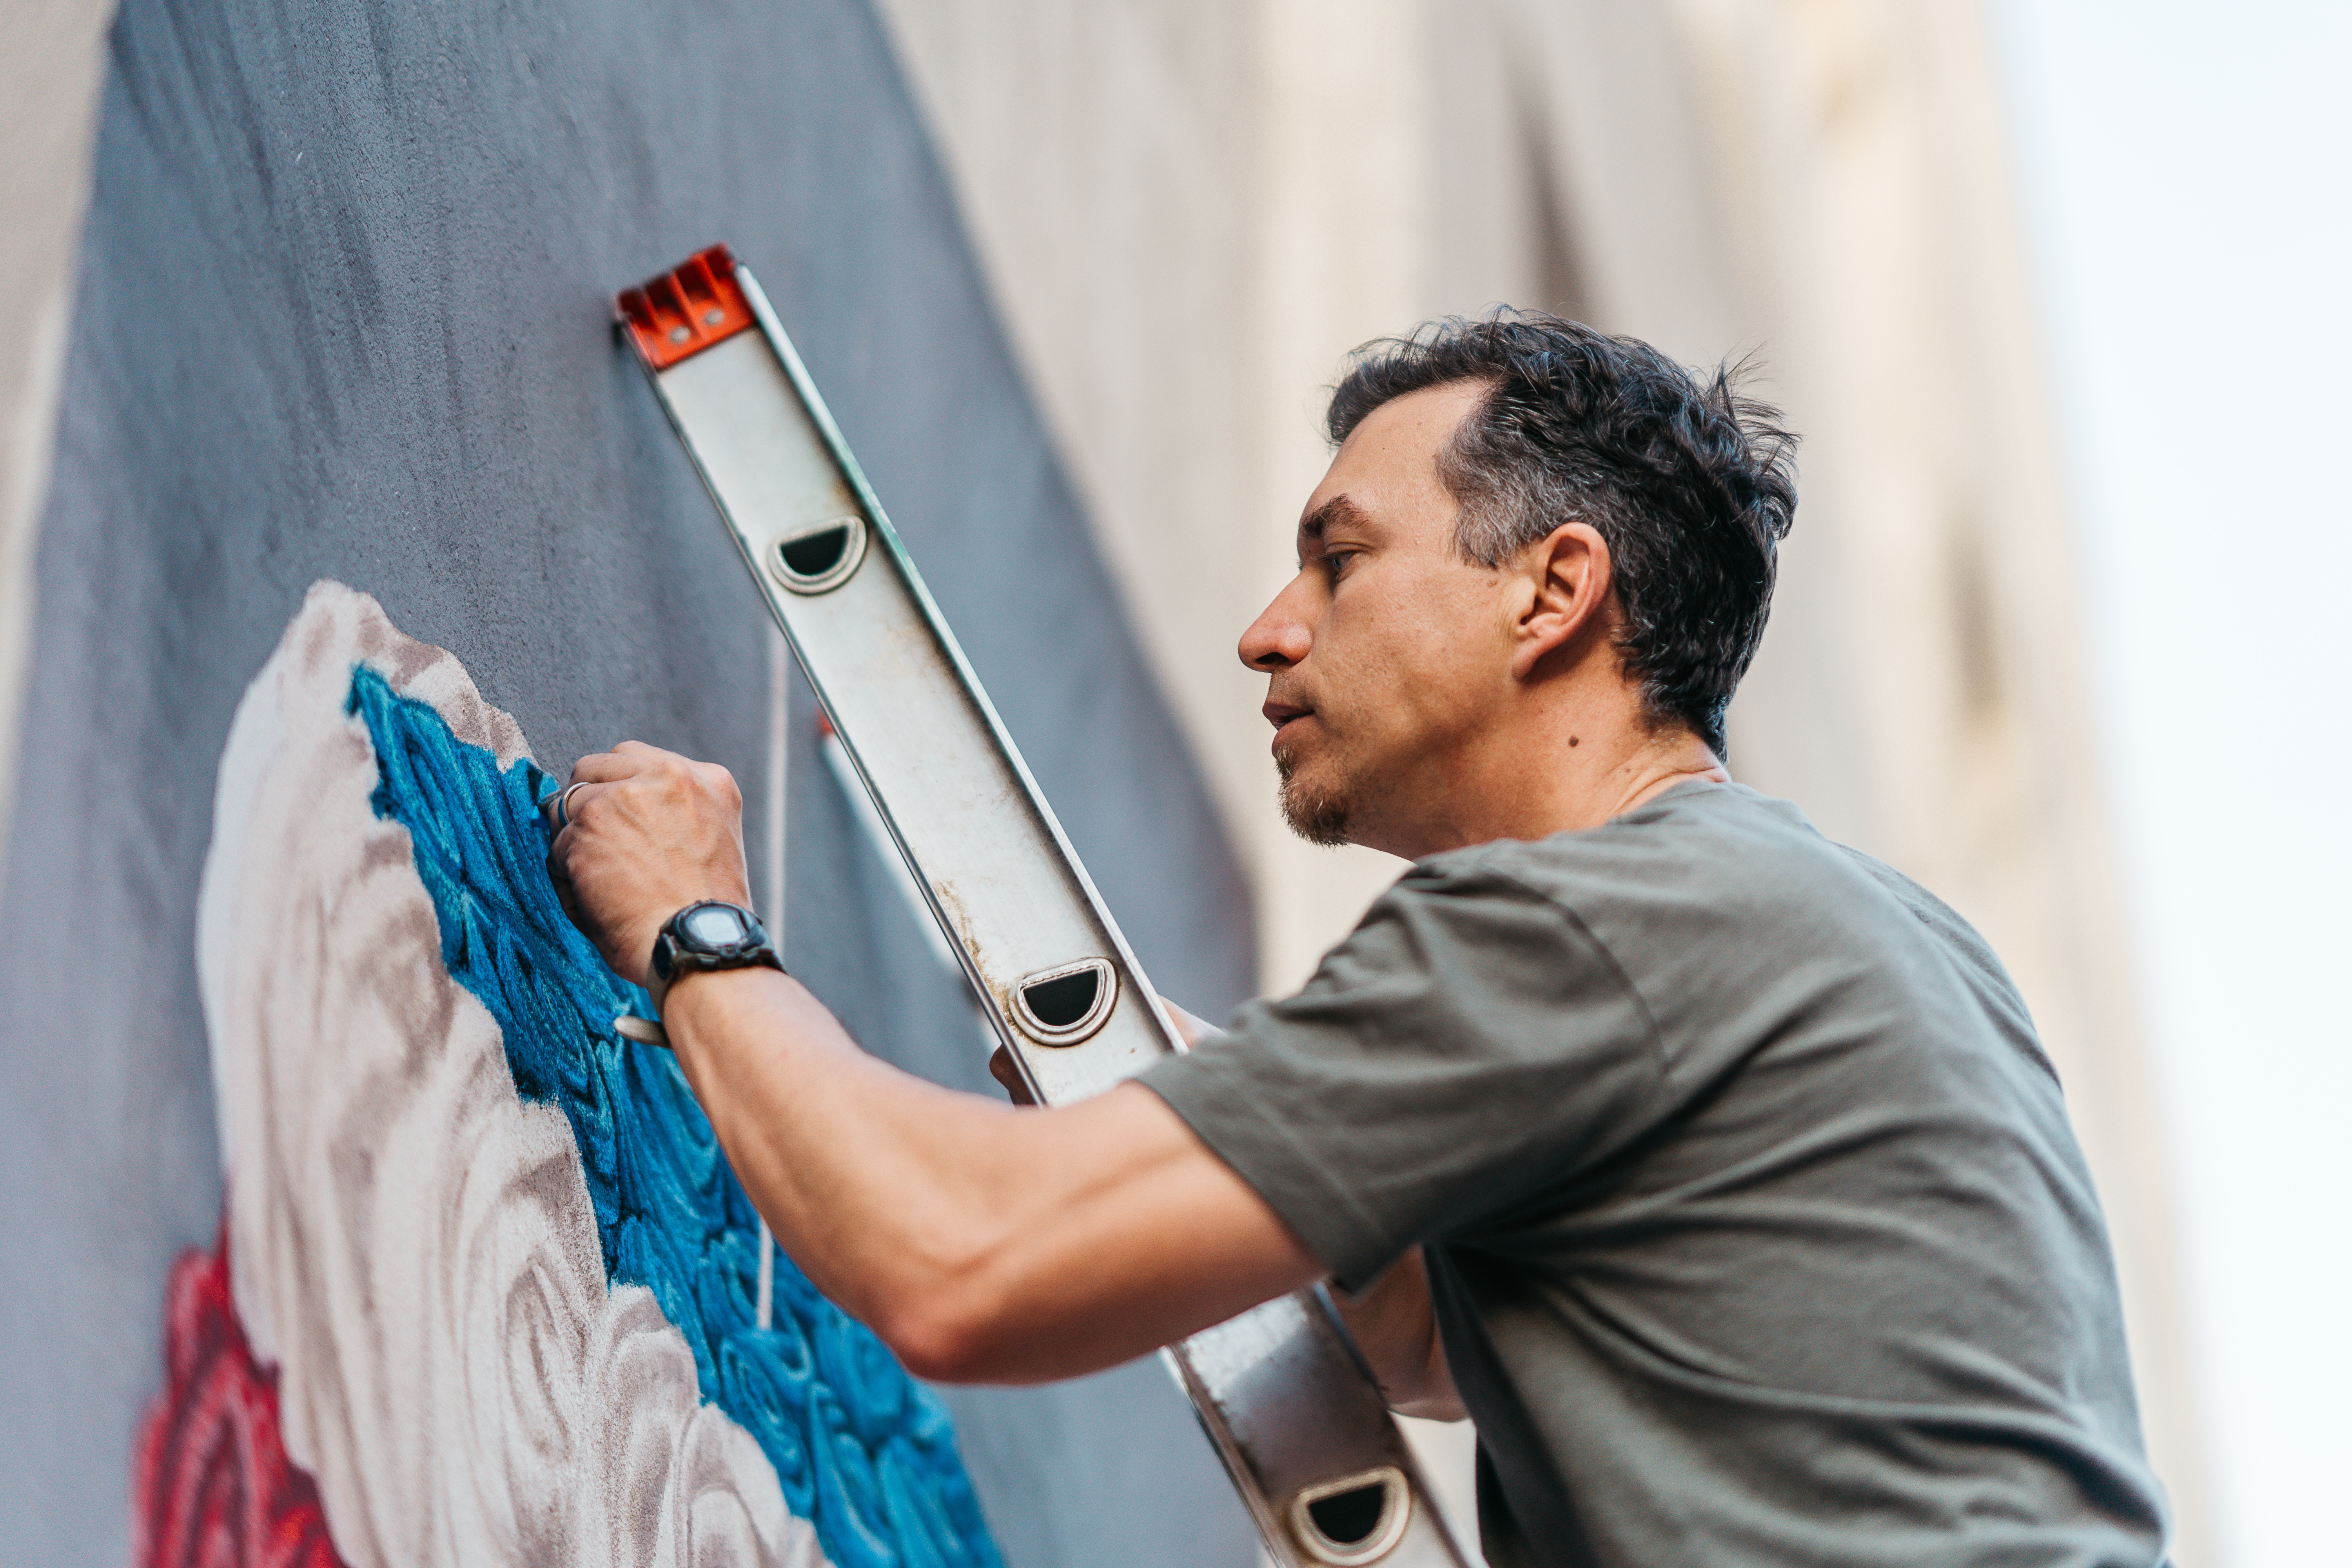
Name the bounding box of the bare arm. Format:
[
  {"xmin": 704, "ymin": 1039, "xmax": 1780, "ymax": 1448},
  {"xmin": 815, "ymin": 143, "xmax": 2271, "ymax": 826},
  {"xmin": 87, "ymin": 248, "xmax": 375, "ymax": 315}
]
[
  {"xmin": 1135, "ymin": 1011, "xmax": 1465, "ymax": 1423},
  {"xmin": 549, "ymin": 743, "xmax": 1321, "ymax": 1384},
  {"xmin": 1327, "ymin": 1249, "xmax": 1466, "ymax": 1421}
]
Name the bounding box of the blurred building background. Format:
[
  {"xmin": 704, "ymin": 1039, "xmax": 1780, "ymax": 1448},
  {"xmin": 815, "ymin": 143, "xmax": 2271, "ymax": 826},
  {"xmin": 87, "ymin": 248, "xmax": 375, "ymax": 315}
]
[
  {"xmin": 1993, "ymin": 5, "xmax": 2350, "ymax": 1567},
  {"xmin": 870, "ymin": 0, "xmax": 2204, "ymax": 1559}
]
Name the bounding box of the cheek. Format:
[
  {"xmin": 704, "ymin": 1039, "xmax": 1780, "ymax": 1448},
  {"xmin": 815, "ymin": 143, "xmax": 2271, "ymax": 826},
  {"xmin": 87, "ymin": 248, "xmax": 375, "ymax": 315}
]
[{"xmin": 1328, "ymin": 589, "xmax": 1494, "ymax": 731}]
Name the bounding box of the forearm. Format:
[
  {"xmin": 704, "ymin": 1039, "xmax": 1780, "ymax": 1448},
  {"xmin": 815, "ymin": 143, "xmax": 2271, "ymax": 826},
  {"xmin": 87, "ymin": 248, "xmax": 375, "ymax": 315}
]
[
  {"xmin": 545, "ymin": 741, "xmax": 1319, "ymax": 1379},
  {"xmin": 661, "ymin": 966, "xmax": 1010, "ymax": 1335},
  {"xmin": 662, "ymin": 965, "xmax": 1317, "ymax": 1383}
]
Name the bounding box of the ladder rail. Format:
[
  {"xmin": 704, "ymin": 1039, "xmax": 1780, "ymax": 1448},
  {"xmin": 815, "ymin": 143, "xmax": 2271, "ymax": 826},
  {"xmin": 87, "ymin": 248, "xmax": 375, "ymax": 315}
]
[
  {"xmin": 740, "ymin": 278, "xmax": 1163, "ymax": 1099},
  {"xmin": 614, "ymin": 245, "xmax": 1471, "ymax": 1568}
]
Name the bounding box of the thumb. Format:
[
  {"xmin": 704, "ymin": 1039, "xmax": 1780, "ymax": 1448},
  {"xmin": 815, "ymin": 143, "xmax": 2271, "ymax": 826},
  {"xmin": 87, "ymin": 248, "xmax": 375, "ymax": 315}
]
[{"xmin": 987, "ymin": 1045, "xmax": 1038, "ymax": 1107}]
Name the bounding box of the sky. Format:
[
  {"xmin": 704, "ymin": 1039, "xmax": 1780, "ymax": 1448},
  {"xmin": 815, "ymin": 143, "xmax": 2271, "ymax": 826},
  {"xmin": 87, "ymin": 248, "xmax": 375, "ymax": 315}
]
[{"xmin": 1988, "ymin": 4, "xmax": 2352, "ymax": 1564}]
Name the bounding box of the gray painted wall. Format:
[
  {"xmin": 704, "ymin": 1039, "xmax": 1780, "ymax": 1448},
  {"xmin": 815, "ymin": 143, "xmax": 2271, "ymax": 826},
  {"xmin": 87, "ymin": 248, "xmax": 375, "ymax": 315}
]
[{"xmin": 0, "ymin": 0, "xmax": 1256, "ymax": 1562}]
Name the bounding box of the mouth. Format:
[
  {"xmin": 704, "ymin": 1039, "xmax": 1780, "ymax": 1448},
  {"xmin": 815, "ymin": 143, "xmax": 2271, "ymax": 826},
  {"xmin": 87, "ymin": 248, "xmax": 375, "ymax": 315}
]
[{"xmin": 1262, "ymin": 701, "xmax": 1313, "ymax": 746}]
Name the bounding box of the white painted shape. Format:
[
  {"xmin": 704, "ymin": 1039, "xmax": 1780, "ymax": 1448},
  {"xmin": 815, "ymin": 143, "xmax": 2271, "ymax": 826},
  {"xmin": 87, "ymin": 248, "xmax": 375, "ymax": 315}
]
[{"xmin": 198, "ymin": 580, "xmax": 827, "ymax": 1568}]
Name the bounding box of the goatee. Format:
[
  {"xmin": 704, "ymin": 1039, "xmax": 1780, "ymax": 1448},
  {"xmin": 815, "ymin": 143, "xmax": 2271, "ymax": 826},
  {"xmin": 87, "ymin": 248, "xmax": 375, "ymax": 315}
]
[{"xmin": 1275, "ymin": 748, "xmax": 1351, "ymax": 847}]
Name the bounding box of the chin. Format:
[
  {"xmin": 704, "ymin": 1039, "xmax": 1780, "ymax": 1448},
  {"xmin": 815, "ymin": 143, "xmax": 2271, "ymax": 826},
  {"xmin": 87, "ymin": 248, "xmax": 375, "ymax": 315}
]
[{"xmin": 1275, "ymin": 751, "xmax": 1354, "ymax": 848}]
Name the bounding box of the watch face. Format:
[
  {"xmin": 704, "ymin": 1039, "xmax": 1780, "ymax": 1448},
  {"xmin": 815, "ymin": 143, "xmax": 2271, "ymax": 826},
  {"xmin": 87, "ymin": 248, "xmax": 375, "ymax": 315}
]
[{"xmin": 681, "ymin": 904, "xmax": 751, "ymax": 948}]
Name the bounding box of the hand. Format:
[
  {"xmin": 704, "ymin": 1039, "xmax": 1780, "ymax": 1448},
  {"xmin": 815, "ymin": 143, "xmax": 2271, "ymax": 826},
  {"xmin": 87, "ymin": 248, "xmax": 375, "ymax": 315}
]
[
  {"xmin": 545, "ymin": 742, "xmax": 754, "ymax": 988},
  {"xmin": 986, "ymin": 998, "xmax": 1223, "ymax": 1107}
]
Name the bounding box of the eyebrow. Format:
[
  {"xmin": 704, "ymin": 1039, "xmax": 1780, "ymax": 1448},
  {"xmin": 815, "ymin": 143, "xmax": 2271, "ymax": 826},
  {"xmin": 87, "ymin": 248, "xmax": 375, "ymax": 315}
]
[{"xmin": 1299, "ymin": 494, "xmax": 1367, "ymax": 545}]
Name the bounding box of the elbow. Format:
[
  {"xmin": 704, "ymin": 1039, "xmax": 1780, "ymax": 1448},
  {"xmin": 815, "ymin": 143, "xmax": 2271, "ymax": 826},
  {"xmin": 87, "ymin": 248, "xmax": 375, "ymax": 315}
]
[
  {"xmin": 864, "ymin": 1230, "xmax": 1024, "ymax": 1383},
  {"xmin": 873, "ymin": 1290, "xmax": 1013, "ymax": 1384}
]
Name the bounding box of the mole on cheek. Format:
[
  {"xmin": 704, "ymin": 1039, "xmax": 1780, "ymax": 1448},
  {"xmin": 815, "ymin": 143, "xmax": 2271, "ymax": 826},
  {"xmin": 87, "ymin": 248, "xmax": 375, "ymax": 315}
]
[{"xmin": 1569, "ymin": 736, "xmax": 1580, "ymax": 748}]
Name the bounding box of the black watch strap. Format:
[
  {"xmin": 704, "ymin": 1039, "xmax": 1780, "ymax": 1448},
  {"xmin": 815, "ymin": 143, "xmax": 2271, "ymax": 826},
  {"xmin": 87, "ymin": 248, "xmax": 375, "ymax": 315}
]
[{"xmin": 647, "ymin": 900, "xmax": 784, "ymax": 1011}]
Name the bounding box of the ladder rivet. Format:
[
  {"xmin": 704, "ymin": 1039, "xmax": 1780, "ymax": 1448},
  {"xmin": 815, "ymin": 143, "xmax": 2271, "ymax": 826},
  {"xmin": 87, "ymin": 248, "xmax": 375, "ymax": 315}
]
[
  {"xmin": 669, "ymin": 325, "xmax": 691, "ymax": 344},
  {"xmin": 704, "ymin": 309, "xmax": 725, "ymax": 326}
]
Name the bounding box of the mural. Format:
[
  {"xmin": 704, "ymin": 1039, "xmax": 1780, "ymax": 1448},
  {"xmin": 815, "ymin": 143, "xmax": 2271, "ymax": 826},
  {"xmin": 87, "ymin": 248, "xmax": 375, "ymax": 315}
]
[
  {"xmin": 2, "ymin": 2, "xmax": 1258, "ymax": 1562},
  {"xmin": 136, "ymin": 581, "xmax": 998, "ymax": 1568},
  {"xmin": 132, "ymin": 1227, "xmax": 343, "ymax": 1568}
]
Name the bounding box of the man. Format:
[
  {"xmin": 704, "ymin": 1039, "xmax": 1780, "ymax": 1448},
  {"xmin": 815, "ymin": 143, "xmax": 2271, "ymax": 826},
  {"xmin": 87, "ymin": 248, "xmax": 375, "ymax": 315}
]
[{"xmin": 549, "ymin": 314, "xmax": 2171, "ymax": 1566}]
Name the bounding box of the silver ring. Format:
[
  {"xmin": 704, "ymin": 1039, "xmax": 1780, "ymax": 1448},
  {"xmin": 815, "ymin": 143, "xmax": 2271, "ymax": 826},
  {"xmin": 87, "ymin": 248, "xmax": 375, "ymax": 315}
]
[{"xmin": 557, "ymin": 780, "xmax": 591, "ymax": 829}]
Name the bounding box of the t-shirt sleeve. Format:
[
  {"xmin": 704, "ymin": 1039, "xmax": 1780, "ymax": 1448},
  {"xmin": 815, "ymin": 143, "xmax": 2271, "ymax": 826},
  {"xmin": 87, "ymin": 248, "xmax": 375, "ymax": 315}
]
[{"xmin": 1138, "ymin": 852, "xmax": 1666, "ymax": 1290}]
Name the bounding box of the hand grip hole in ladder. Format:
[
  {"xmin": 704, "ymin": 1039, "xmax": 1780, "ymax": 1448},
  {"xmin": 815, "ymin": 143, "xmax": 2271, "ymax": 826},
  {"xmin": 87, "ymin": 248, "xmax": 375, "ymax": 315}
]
[
  {"xmin": 769, "ymin": 516, "xmax": 868, "ymax": 594},
  {"xmin": 1289, "ymin": 1466, "xmax": 1409, "ymax": 1567},
  {"xmin": 1011, "ymin": 959, "xmax": 1116, "ymax": 1045}
]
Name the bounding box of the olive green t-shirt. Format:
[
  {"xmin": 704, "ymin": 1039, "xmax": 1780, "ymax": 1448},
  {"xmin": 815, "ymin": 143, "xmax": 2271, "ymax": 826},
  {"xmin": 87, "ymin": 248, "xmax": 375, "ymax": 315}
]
[{"xmin": 1140, "ymin": 782, "xmax": 2169, "ymax": 1568}]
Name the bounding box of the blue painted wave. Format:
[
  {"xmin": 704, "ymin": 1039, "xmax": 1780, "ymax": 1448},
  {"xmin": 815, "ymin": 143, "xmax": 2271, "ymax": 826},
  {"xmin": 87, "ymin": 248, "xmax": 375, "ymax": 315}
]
[{"xmin": 349, "ymin": 664, "xmax": 1002, "ymax": 1568}]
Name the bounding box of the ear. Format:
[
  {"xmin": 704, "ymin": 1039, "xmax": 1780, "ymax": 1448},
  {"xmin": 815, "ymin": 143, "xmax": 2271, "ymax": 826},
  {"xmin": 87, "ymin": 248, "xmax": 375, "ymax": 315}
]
[{"xmin": 1509, "ymin": 522, "xmax": 1614, "ymax": 681}]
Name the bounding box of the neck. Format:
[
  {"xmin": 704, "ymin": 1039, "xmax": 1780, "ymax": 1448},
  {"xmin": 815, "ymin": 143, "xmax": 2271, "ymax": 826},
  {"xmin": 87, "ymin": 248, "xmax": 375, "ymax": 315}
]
[{"xmin": 1361, "ymin": 698, "xmax": 1728, "ymax": 860}]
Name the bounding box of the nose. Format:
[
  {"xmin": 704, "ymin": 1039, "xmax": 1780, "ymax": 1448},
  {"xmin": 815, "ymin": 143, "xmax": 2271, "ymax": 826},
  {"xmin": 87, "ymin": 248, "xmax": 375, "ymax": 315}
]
[{"xmin": 1239, "ymin": 574, "xmax": 1314, "ymax": 671}]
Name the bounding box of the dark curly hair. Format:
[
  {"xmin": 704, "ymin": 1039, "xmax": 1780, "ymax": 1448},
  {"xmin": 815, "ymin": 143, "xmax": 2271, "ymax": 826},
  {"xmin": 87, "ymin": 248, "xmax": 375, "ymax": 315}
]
[{"xmin": 1327, "ymin": 311, "xmax": 1798, "ymax": 757}]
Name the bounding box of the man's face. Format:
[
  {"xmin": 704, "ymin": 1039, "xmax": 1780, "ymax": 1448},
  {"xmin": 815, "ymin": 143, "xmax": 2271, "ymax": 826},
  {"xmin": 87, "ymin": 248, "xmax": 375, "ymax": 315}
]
[{"xmin": 1240, "ymin": 380, "xmax": 1521, "ymax": 853}]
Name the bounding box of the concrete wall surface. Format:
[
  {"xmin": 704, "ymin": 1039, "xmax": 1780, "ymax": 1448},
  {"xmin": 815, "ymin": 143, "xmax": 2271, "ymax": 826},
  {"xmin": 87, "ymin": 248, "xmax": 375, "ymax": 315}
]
[{"xmin": 0, "ymin": 1, "xmax": 1257, "ymax": 1564}]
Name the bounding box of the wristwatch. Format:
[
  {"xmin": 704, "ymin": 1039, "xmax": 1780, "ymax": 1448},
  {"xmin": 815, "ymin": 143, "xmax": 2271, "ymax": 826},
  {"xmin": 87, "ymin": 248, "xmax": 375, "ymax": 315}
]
[{"xmin": 647, "ymin": 900, "xmax": 784, "ymax": 1010}]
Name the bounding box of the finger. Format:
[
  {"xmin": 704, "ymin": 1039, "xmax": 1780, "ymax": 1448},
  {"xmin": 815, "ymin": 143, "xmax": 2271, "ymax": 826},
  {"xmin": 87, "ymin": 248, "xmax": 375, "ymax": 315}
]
[
  {"xmin": 568, "ymin": 745, "xmax": 675, "ymax": 785},
  {"xmin": 987, "ymin": 1045, "xmax": 1037, "ymax": 1107},
  {"xmin": 567, "ymin": 754, "xmax": 619, "ymax": 786},
  {"xmin": 544, "ymin": 843, "xmax": 583, "ymax": 924},
  {"xmin": 1162, "ymin": 1000, "xmax": 1224, "ymax": 1049},
  {"xmin": 537, "ymin": 779, "xmax": 591, "ymax": 833}
]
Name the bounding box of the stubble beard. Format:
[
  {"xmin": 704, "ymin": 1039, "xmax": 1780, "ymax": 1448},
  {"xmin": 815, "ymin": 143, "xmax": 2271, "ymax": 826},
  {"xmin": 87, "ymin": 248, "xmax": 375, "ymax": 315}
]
[{"xmin": 1274, "ymin": 746, "xmax": 1353, "ymax": 848}]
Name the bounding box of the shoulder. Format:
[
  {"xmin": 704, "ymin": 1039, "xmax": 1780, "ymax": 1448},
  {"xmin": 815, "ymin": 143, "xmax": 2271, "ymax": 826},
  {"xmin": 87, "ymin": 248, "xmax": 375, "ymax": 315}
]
[
  {"xmin": 1325, "ymin": 784, "xmax": 1846, "ymax": 1045},
  {"xmin": 1419, "ymin": 782, "xmax": 2050, "ymax": 1076},
  {"xmin": 1419, "ymin": 780, "xmax": 1853, "ymax": 921},
  {"xmin": 1306, "ymin": 838, "xmax": 1635, "ymax": 1018}
]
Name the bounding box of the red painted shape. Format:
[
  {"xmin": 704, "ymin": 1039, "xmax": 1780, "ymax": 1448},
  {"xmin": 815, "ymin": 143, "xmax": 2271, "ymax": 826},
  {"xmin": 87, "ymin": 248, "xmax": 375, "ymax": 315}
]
[
  {"xmin": 615, "ymin": 244, "xmax": 755, "ymax": 370},
  {"xmin": 131, "ymin": 1218, "xmax": 349, "ymax": 1568}
]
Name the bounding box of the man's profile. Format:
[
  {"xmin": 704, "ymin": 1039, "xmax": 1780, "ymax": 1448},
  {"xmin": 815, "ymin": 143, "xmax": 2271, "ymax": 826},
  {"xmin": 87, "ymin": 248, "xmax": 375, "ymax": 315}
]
[{"xmin": 548, "ymin": 312, "xmax": 2172, "ymax": 1567}]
